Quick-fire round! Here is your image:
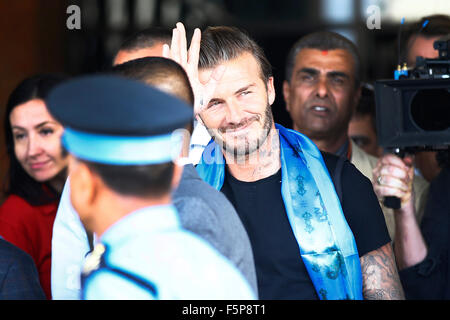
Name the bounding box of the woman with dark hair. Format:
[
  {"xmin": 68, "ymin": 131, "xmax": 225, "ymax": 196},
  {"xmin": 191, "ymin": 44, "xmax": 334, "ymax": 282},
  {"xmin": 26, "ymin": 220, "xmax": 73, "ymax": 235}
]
[{"xmin": 0, "ymin": 74, "xmax": 69, "ymax": 299}]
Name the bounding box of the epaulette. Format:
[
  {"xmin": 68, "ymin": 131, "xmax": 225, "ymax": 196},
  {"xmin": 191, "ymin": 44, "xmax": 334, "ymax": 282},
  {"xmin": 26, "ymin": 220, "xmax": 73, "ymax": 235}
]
[{"xmin": 82, "ymin": 243, "xmax": 106, "ymax": 277}]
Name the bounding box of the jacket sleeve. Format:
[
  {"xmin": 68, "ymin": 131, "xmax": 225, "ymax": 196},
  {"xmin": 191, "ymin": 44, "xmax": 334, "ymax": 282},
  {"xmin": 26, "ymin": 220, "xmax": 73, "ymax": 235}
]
[
  {"xmin": 0, "ymin": 242, "xmax": 46, "ymax": 300},
  {"xmin": 399, "ymin": 254, "xmax": 446, "ymax": 300}
]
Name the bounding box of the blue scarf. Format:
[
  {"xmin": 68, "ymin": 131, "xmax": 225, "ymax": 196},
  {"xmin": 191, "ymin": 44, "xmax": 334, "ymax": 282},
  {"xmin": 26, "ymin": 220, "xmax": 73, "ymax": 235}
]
[{"xmin": 196, "ymin": 124, "xmax": 363, "ymax": 300}]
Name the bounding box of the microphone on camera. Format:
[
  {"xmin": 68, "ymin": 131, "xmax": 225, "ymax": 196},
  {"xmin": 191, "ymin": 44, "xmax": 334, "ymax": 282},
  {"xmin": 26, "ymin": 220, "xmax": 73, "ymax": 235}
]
[
  {"xmin": 405, "ymin": 19, "xmax": 429, "ymax": 64},
  {"xmin": 397, "ymin": 17, "xmax": 406, "ymax": 67},
  {"xmin": 384, "ymin": 19, "xmax": 429, "ymax": 210},
  {"xmin": 396, "ymin": 18, "xmax": 409, "ymax": 79}
]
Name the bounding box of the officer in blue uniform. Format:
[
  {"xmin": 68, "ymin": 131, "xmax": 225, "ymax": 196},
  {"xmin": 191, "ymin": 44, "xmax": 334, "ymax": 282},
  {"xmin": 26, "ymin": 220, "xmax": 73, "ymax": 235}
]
[{"xmin": 46, "ymin": 75, "xmax": 255, "ymax": 299}]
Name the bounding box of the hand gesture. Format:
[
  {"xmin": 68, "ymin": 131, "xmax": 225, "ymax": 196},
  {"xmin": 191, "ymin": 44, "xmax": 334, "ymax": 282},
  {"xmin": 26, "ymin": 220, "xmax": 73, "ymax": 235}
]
[{"xmin": 162, "ymin": 22, "xmax": 225, "ymax": 117}]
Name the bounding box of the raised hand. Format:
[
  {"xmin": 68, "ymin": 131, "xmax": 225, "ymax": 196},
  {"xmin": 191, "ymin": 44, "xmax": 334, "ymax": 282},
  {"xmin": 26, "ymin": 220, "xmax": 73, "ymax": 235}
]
[{"xmin": 162, "ymin": 22, "xmax": 225, "ymax": 117}]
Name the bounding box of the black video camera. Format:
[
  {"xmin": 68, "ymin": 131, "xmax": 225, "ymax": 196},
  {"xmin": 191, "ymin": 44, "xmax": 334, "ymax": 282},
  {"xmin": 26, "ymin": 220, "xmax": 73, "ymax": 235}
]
[
  {"xmin": 375, "ymin": 36, "xmax": 450, "ymax": 153},
  {"xmin": 374, "ymin": 36, "xmax": 450, "ymax": 208}
]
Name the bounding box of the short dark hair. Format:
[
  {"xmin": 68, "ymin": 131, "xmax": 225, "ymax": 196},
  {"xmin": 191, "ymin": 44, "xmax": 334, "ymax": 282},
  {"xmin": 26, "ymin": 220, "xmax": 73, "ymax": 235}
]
[
  {"xmin": 110, "ymin": 57, "xmax": 194, "ymax": 106},
  {"xmin": 400, "ymin": 14, "xmax": 450, "ymax": 63},
  {"xmin": 118, "ymin": 27, "xmax": 172, "ymax": 53},
  {"xmin": 199, "ymin": 26, "xmax": 272, "ymax": 83},
  {"xmin": 285, "ymin": 31, "xmax": 362, "ymax": 87},
  {"xmin": 84, "ymin": 161, "xmax": 174, "ymax": 198},
  {"xmin": 352, "ymin": 84, "xmax": 376, "ymax": 133},
  {"xmin": 4, "ymin": 74, "xmax": 67, "ymax": 205}
]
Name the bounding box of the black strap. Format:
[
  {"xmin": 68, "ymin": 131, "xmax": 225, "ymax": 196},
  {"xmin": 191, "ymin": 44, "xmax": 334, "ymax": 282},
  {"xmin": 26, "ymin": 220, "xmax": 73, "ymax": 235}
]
[
  {"xmin": 333, "ymin": 156, "xmax": 346, "ymax": 204},
  {"xmin": 83, "ymin": 227, "xmax": 94, "ymax": 257},
  {"xmin": 103, "ymin": 265, "xmax": 158, "ymax": 297},
  {"xmin": 87, "ymin": 230, "xmax": 94, "ymax": 253},
  {"xmin": 81, "ymin": 248, "xmax": 158, "ymax": 299}
]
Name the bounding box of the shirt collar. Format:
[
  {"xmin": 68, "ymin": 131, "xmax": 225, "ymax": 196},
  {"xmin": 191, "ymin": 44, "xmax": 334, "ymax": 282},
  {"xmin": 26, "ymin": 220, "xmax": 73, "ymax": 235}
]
[
  {"xmin": 335, "ymin": 139, "xmax": 350, "ymax": 158},
  {"xmin": 100, "ymin": 204, "xmax": 180, "ymax": 247}
]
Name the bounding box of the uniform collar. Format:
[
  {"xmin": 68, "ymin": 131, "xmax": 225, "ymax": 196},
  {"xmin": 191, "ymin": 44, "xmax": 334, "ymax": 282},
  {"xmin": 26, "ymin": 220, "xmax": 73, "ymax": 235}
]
[{"xmin": 100, "ymin": 204, "xmax": 180, "ymax": 247}]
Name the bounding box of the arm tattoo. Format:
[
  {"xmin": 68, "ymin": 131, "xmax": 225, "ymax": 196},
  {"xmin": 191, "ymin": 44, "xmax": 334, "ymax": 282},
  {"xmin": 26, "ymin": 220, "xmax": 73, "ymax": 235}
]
[{"xmin": 360, "ymin": 243, "xmax": 405, "ymax": 300}]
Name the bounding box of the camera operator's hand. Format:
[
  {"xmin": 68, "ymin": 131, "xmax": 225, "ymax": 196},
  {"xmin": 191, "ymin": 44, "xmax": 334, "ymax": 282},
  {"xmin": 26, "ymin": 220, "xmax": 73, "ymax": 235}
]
[
  {"xmin": 373, "ymin": 154, "xmax": 428, "ymax": 270},
  {"xmin": 372, "ymin": 154, "xmax": 415, "ymax": 212}
]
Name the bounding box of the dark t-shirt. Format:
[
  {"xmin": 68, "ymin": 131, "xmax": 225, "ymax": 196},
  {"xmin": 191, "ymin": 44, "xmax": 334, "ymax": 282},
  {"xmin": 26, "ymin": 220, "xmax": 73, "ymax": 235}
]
[{"xmin": 220, "ymin": 152, "xmax": 390, "ymax": 299}]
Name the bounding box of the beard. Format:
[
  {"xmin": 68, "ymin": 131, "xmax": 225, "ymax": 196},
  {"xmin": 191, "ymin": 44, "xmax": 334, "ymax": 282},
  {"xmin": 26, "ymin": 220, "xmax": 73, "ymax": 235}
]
[{"xmin": 207, "ymin": 103, "xmax": 274, "ymax": 159}]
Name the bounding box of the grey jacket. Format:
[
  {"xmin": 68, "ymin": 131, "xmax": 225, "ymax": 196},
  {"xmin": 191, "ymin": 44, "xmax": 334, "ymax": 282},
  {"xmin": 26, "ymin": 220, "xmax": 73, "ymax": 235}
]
[{"xmin": 173, "ymin": 164, "xmax": 258, "ymax": 296}]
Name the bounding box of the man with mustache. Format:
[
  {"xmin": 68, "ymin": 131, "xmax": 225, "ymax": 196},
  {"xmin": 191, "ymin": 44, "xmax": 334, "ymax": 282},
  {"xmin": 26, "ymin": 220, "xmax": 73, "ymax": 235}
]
[
  {"xmin": 166, "ymin": 23, "xmax": 404, "ymax": 299},
  {"xmin": 282, "ymin": 31, "xmax": 429, "ymax": 241}
]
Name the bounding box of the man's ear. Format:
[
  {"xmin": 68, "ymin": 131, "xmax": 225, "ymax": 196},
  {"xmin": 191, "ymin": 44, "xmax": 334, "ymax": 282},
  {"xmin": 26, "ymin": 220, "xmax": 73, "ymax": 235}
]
[
  {"xmin": 69, "ymin": 157, "xmax": 98, "ymax": 214},
  {"xmin": 282, "ymin": 80, "xmax": 291, "ymax": 112},
  {"xmin": 266, "ymin": 76, "xmax": 276, "ymax": 106}
]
